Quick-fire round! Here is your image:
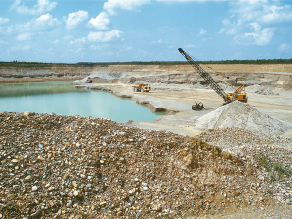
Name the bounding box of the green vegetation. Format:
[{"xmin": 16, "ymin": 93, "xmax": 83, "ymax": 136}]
[
  {"xmin": 0, "ymin": 61, "xmax": 53, "ymax": 69},
  {"xmin": 1, "ymin": 58, "xmax": 292, "ymax": 69},
  {"xmin": 256, "ymin": 153, "xmax": 291, "ymax": 179},
  {"xmin": 0, "ymin": 81, "xmax": 80, "ymax": 98}
]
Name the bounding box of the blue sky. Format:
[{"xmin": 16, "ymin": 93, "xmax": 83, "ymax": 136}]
[{"xmin": 0, "ymin": 0, "xmax": 292, "ymax": 63}]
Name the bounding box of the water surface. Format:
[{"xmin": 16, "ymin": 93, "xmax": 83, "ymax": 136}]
[{"xmin": 0, "ymin": 81, "xmax": 164, "ymax": 123}]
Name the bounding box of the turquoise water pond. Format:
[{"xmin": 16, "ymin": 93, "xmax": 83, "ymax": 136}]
[{"xmin": 0, "ymin": 81, "xmax": 165, "ymax": 123}]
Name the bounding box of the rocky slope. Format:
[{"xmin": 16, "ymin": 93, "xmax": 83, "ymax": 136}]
[
  {"xmin": 1, "ymin": 64, "xmax": 292, "ymax": 90},
  {"xmin": 0, "ymin": 112, "xmax": 291, "ymax": 218}
]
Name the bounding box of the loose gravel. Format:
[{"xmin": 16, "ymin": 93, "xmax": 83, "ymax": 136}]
[
  {"xmin": 0, "ymin": 112, "xmax": 291, "ymax": 218},
  {"xmin": 194, "ymin": 101, "xmax": 292, "ymax": 136}
]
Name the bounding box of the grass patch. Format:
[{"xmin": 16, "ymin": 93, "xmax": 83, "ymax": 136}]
[{"xmin": 256, "ymin": 153, "xmax": 291, "ymax": 179}]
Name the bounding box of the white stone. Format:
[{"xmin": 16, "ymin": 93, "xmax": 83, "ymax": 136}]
[
  {"xmin": 67, "ymin": 200, "xmax": 72, "ymax": 207},
  {"xmin": 11, "ymin": 159, "xmax": 18, "ymax": 165},
  {"xmin": 73, "ymin": 190, "xmax": 79, "ymax": 196},
  {"xmin": 32, "ymin": 186, "xmax": 38, "ymax": 192}
]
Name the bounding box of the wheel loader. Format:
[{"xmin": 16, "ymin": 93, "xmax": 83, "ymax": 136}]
[{"xmin": 132, "ymin": 84, "xmax": 151, "ymax": 92}]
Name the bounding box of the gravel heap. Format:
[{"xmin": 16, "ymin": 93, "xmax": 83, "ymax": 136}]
[
  {"xmin": 198, "ymin": 127, "xmax": 292, "ymax": 206},
  {"xmin": 198, "ymin": 127, "xmax": 292, "ymax": 149},
  {"xmin": 0, "ymin": 112, "xmax": 291, "ymax": 218},
  {"xmin": 193, "ymin": 101, "xmax": 292, "ymax": 136}
]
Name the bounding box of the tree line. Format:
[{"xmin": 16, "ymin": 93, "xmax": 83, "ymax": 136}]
[{"xmin": 1, "ymin": 58, "xmax": 292, "ymax": 68}]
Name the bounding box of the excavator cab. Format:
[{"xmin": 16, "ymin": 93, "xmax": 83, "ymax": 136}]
[
  {"xmin": 228, "ymin": 85, "xmax": 247, "ymax": 103},
  {"xmin": 231, "ymin": 93, "xmax": 247, "ymax": 102}
]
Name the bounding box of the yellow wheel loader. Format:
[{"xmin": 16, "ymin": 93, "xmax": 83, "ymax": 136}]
[{"xmin": 132, "ymin": 84, "xmax": 151, "ymax": 92}]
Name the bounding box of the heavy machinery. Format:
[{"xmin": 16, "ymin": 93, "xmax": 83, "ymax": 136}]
[
  {"xmin": 192, "ymin": 102, "xmax": 204, "ymax": 110},
  {"xmin": 178, "ymin": 48, "xmax": 247, "ymax": 105},
  {"xmin": 86, "ymin": 77, "xmax": 92, "ymax": 83},
  {"xmin": 132, "ymin": 83, "xmax": 151, "ymax": 92}
]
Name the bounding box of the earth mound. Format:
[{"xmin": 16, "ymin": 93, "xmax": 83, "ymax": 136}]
[
  {"xmin": 193, "ymin": 101, "xmax": 292, "ymax": 136},
  {"xmin": 0, "ymin": 112, "xmax": 278, "ymax": 218}
]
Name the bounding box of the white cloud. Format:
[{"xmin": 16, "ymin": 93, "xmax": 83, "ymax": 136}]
[
  {"xmin": 123, "ymin": 46, "xmax": 134, "ymax": 51},
  {"xmin": 35, "ymin": 13, "xmax": 59, "ymax": 27},
  {"xmin": 15, "ymin": 13, "xmax": 60, "ymax": 32},
  {"xmin": 66, "ymin": 10, "xmax": 88, "ymax": 30},
  {"xmin": 87, "ymin": 30, "xmax": 123, "ymax": 42},
  {"xmin": 11, "ymin": 0, "xmax": 57, "ymax": 15},
  {"xmin": 0, "ymin": 17, "xmax": 10, "ymax": 25},
  {"xmin": 278, "ymin": 44, "xmax": 292, "ymax": 53},
  {"xmin": 68, "ymin": 47, "xmax": 85, "ymax": 54},
  {"xmin": 199, "ymin": 28, "xmax": 206, "ymax": 35},
  {"xmin": 70, "ymin": 37, "xmax": 87, "ymax": 46},
  {"xmin": 104, "ymin": 0, "xmax": 151, "ymax": 15},
  {"xmin": 157, "ymin": 0, "xmax": 231, "ymax": 1},
  {"xmin": 16, "ymin": 32, "xmax": 32, "ymax": 41},
  {"xmin": 219, "ymin": 0, "xmax": 292, "ymax": 46},
  {"xmin": 250, "ymin": 22, "xmax": 261, "ymax": 32},
  {"xmin": 11, "ymin": 44, "xmax": 31, "ymax": 51},
  {"xmin": 63, "ymin": 35, "xmax": 74, "ymax": 41},
  {"xmin": 88, "ymin": 12, "xmax": 110, "ymax": 30},
  {"xmin": 260, "ymin": 4, "xmax": 292, "ymax": 23},
  {"xmin": 228, "ymin": 0, "xmax": 292, "ymax": 24},
  {"xmin": 0, "ymin": 41, "xmax": 9, "ymax": 45},
  {"xmin": 184, "ymin": 44, "xmax": 197, "ymax": 48},
  {"xmin": 234, "ymin": 23, "xmax": 274, "ymax": 46},
  {"xmin": 53, "ymin": 39, "xmax": 59, "ymax": 43},
  {"xmin": 151, "ymin": 39, "xmax": 163, "ymax": 44},
  {"xmin": 222, "ymin": 18, "xmax": 230, "ymax": 26},
  {"xmin": 90, "ymin": 44, "xmax": 109, "ymax": 50}
]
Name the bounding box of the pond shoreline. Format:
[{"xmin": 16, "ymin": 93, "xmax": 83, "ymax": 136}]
[{"xmin": 0, "ymin": 81, "xmax": 164, "ymax": 124}]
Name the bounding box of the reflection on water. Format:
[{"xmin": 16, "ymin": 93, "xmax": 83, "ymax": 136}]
[
  {"xmin": 0, "ymin": 81, "xmax": 165, "ymax": 123},
  {"xmin": 0, "ymin": 81, "xmax": 80, "ymax": 98}
]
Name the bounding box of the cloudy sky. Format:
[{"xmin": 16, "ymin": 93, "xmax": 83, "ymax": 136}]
[{"xmin": 0, "ymin": 0, "xmax": 292, "ymax": 63}]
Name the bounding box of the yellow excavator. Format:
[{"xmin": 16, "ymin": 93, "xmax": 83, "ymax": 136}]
[
  {"xmin": 225, "ymin": 84, "xmax": 247, "ymax": 103},
  {"xmin": 178, "ymin": 48, "xmax": 247, "ymax": 105}
]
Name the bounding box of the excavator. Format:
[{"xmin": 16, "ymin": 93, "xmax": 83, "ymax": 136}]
[{"xmin": 178, "ymin": 48, "xmax": 247, "ymax": 105}]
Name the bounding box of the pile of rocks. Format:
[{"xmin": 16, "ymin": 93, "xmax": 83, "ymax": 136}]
[
  {"xmin": 194, "ymin": 101, "xmax": 292, "ymax": 136},
  {"xmin": 0, "ymin": 112, "xmax": 291, "ymax": 218},
  {"xmin": 198, "ymin": 127, "xmax": 292, "ymax": 205},
  {"xmin": 198, "ymin": 127, "xmax": 292, "ymax": 149}
]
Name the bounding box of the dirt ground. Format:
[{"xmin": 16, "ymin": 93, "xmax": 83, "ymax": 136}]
[{"xmin": 77, "ymin": 81, "xmax": 292, "ymax": 138}]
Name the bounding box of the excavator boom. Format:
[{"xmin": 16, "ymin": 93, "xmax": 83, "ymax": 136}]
[
  {"xmin": 234, "ymin": 84, "xmax": 245, "ymax": 94},
  {"xmin": 178, "ymin": 48, "xmax": 247, "ymax": 104},
  {"xmin": 178, "ymin": 48, "xmax": 229, "ymax": 102}
]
